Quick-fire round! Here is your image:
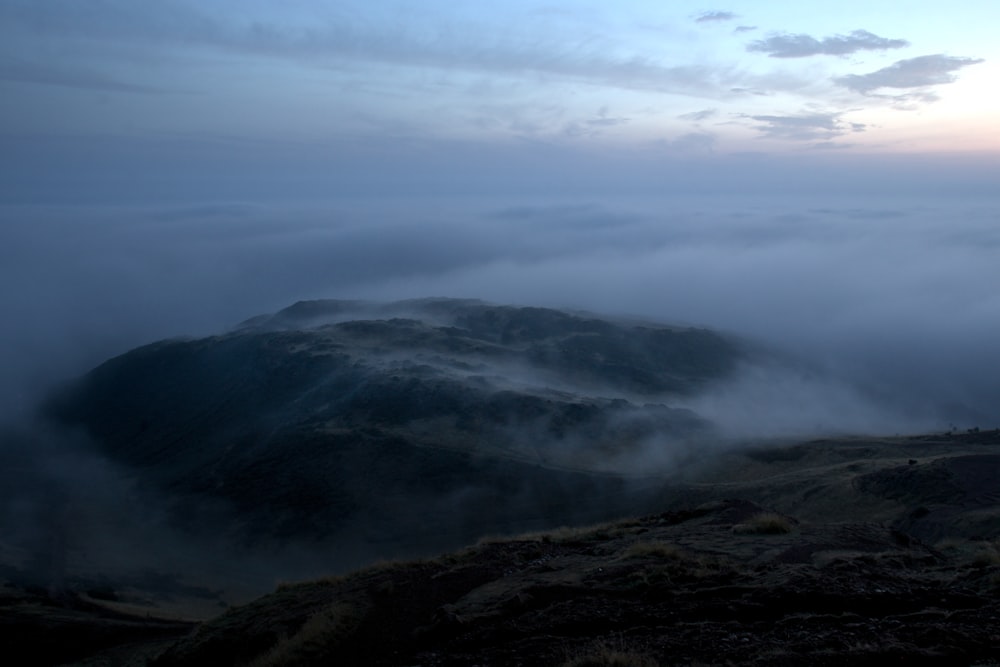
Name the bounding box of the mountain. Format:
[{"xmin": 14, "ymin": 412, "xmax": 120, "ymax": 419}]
[
  {"xmin": 43, "ymin": 299, "xmax": 743, "ymax": 557},
  {"xmin": 8, "ymin": 291, "xmax": 1000, "ymax": 664}
]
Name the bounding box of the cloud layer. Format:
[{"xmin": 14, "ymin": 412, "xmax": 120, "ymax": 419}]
[
  {"xmin": 836, "ymin": 54, "xmax": 985, "ymax": 93},
  {"xmin": 747, "ymin": 113, "xmax": 865, "ymax": 141},
  {"xmin": 696, "ymin": 11, "xmax": 737, "ymax": 23},
  {"xmin": 2, "ymin": 185, "xmax": 998, "ymax": 433},
  {"xmin": 748, "ymin": 29, "xmax": 909, "ymax": 58},
  {"xmin": 0, "ymin": 1, "xmax": 990, "ymax": 154}
]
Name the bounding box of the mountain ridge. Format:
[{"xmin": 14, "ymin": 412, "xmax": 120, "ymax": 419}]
[
  {"xmin": 42, "ymin": 299, "xmax": 742, "ymax": 557},
  {"xmin": 5, "ymin": 296, "xmax": 1000, "ymax": 664}
]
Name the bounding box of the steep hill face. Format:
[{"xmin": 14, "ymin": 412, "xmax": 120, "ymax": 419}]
[{"xmin": 44, "ymin": 299, "xmax": 743, "ymax": 552}]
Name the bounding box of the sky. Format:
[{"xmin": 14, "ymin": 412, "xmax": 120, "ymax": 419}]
[
  {"xmin": 1, "ymin": 1, "xmax": 999, "ymax": 430},
  {"xmin": 1, "ymin": 0, "xmax": 998, "ymax": 201}
]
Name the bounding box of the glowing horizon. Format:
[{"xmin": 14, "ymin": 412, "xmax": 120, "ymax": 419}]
[{"xmin": 2, "ymin": 0, "xmax": 996, "ymax": 174}]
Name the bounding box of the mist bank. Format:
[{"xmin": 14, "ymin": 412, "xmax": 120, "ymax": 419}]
[
  {"xmin": 4, "ymin": 133, "xmax": 999, "ymax": 204},
  {"xmin": 3, "ymin": 193, "xmax": 997, "ymax": 430},
  {"xmin": 0, "ymin": 297, "xmax": 837, "ymax": 595},
  {"xmin": 0, "ymin": 284, "xmax": 990, "ymax": 601}
]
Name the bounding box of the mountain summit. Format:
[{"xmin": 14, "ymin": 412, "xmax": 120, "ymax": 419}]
[{"xmin": 45, "ymin": 299, "xmax": 743, "ymax": 556}]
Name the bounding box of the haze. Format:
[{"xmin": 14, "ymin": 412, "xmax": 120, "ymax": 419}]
[{"xmin": 2, "ymin": 0, "xmax": 998, "ymax": 430}]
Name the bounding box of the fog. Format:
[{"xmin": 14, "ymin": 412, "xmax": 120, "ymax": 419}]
[
  {"xmin": 2, "ymin": 189, "xmax": 998, "ymax": 429},
  {"xmin": 4, "ymin": 1, "xmax": 1000, "ymax": 618},
  {"xmin": 2, "ymin": 0, "xmax": 997, "ymax": 433},
  {"xmin": 3, "ymin": 182, "xmax": 1000, "ymax": 597}
]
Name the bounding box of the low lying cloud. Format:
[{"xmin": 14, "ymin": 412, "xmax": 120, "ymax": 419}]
[
  {"xmin": 2, "ymin": 166, "xmax": 999, "ymax": 433},
  {"xmin": 835, "ymin": 54, "xmax": 984, "ymax": 93},
  {"xmin": 660, "ymin": 131, "xmax": 717, "ymax": 153},
  {"xmin": 680, "ymin": 363, "xmax": 939, "ymax": 440},
  {"xmin": 747, "ymin": 112, "xmax": 865, "ymax": 141},
  {"xmin": 748, "ymin": 29, "xmax": 909, "ymax": 58},
  {"xmin": 0, "ymin": 420, "xmax": 365, "ymax": 595}
]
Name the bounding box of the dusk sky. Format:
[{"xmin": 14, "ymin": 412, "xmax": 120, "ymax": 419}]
[
  {"xmin": 2, "ymin": 0, "xmax": 997, "ymax": 200},
  {"xmin": 1, "ymin": 1, "xmax": 998, "ymax": 430}
]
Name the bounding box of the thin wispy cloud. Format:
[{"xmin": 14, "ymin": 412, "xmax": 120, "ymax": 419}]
[
  {"xmin": 586, "ymin": 110, "xmax": 629, "ymax": 127},
  {"xmin": 835, "ymin": 54, "xmax": 985, "ymax": 93},
  {"xmin": 729, "ymin": 87, "xmax": 769, "ymax": 96},
  {"xmin": 562, "ymin": 110, "xmax": 631, "ymax": 138},
  {"xmin": 695, "ymin": 11, "xmax": 737, "ymax": 23},
  {"xmin": 748, "ymin": 29, "xmax": 909, "ymax": 58},
  {"xmin": 678, "ymin": 108, "xmax": 718, "ymax": 122},
  {"xmin": 810, "ymin": 141, "xmax": 856, "ymax": 150},
  {"xmin": 0, "ymin": 1, "xmax": 995, "ymax": 162},
  {"xmin": 0, "ymin": 56, "xmax": 166, "ymax": 93},
  {"xmin": 661, "ymin": 131, "xmax": 717, "ymax": 153},
  {"xmin": 0, "ymin": 3, "xmax": 752, "ymax": 103},
  {"xmin": 748, "ymin": 112, "xmax": 865, "ymax": 141}
]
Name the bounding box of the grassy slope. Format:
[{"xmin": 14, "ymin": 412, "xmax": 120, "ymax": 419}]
[
  {"xmin": 6, "ymin": 431, "xmax": 1000, "ymax": 665},
  {"xmin": 41, "ymin": 303, "xmax": 735, "ymax": 551},
  {"xmin": 146, "ymin": 431, "xmax": 1000, "ymax": 666}
]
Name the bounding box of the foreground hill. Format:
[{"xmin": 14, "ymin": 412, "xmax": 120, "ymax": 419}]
[
  {"xmin": 150, "ymin": 431, "xmax": 1000, "ymax": 666},
  {"xmin": 4, "ymin": 432, "xmax": 1000, "ymax": 665},
  {"xmin": 16, "ymin": 298, "xmax": 1000, "ymax": 664},
  {"xmin": 44, "ymin": 299, "xmax": 740, "ymax": 556},
  {"xmin": 155, "ymin": 493, "xmax": 1000, "ymax": 665}
]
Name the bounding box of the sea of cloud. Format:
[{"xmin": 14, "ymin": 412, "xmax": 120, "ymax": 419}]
[
  {"xmin": 2, "ymin": 191, "xmax": 998, "ymax": 594},
  {"xmin": 1, "ymin": 193, "xmax": 997, "ymax": 430}
]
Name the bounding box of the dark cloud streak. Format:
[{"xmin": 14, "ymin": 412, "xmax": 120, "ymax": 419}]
[
  {"xmin": 678, "ymin": 108, "xmax": 717, "ymax": 121},
  {"xmin": 747, "ymin": 112, "xmax": 865, "ymax": 141},
  {"xmin": 0, "ymin": 56, "xmax": 168, "ymax": 93},
  {"xmin": 695, "ymin": 11, "xmax": 737, "ymax": 23},
  {"xmin": 748, "ymin": 29, "xmax": 909, "ymax": 58},
  {"xmin": 835, "ymin": 54, "xmax": 984, "ymax": 93}
]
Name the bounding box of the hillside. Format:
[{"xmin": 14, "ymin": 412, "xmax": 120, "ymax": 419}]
[
  {"xmin": 43, "ymin": 299, "xmax": 740, "ymax": 555},
  {"xmin": 152, "ymin": 494, "xmax": 1000, "ymax": 666},
  {"xmin": 3, "ymin": 433, "xmax": 1000, "ymax": 665},
  {"xmin": 128, "ymin": 432, "xmax": 1000, "ymax": 665},
  {"xmin": 9, "ymin": 298, "xmax": 1000, "ymax": 664}
]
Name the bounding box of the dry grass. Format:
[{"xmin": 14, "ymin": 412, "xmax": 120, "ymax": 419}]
[
  {"xmin": 621, "ymin": 541, "xmax": 682, "ymax": 560},
  {"xmin": 561, "ymin": 649, "xmax": 659, "ymax": 667},
  {"xmin": 275, "ymin": 573, "xmax": 345, "ymax": 593},
  {"xmin": 971, "ymin": 541, "xmax": 1000, "ymax": 567},
  {"xmin": 275, "ymin": 556, "xmax": 427, "ymax": 593},
  {"xmin": 733, "ymin": 512, "xmax": 793, "ymax": 535},
  {"xmin": 476, "ymin": 518, "xmax": 643, "ymax": 546},
  {"xmin": 933, "ymin": 537, "xmax": 965, "ymax": 553},
  {"xmin": 561, "ymin": 637, "xmax": 660, "ymax": 667},
  {"xmin": 936, "ymin": 538, "xmax": 1000, "ymax": 568},
  {"xmin": 244, "ymin": 602, "xmax": 363, "ymax": 667},
  {"xmin": 623, "ymin": 543, "xmax": 734, "ymax": 588}
]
